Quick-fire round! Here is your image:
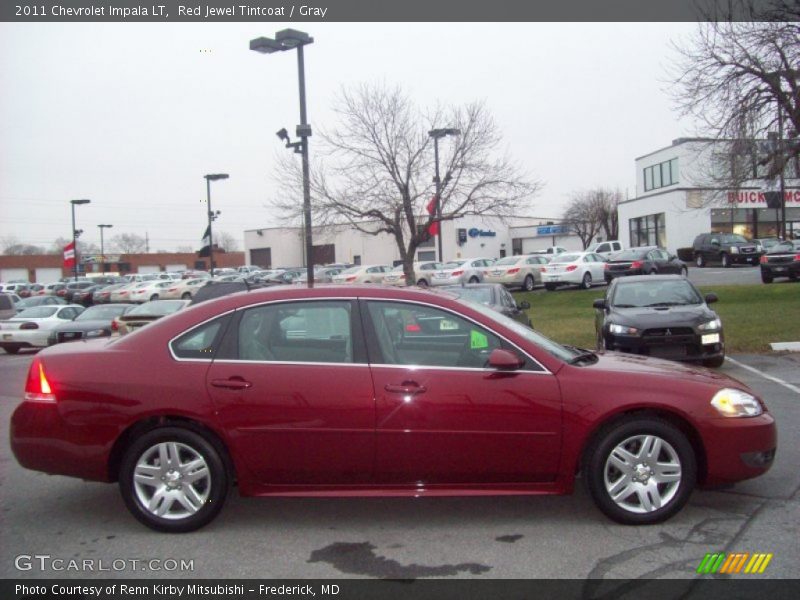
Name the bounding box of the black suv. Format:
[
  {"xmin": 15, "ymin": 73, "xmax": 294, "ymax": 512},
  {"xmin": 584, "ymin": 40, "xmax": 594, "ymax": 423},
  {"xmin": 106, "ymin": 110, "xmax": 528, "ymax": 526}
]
[{"xmin": 692, "ymin": 233, "xmax": 763, "ymax": 268}]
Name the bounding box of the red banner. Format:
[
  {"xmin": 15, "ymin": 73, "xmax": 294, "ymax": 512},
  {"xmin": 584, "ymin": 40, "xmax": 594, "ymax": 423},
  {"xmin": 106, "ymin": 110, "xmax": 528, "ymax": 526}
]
[
  {"xmin": 63, "ymin": 241, "xmax": 75, "ymax": 269},
  {"xmin": 426, "ymin": 195, "xmax": 439, "ymax": 236}
]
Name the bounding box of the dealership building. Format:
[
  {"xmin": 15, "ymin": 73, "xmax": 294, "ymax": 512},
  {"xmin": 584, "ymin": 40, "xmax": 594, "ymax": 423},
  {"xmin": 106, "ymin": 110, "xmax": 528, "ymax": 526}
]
[
  {"xmin": 243, "ymin": 215, "xmax": 584, "ymax": 268},
  {"xmin": 618, "ymin": 138, "xmax": 800, "ymax": 252}
]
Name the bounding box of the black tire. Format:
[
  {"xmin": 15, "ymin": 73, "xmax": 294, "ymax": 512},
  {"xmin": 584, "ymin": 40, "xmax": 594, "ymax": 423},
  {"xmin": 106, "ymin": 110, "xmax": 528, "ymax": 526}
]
[
  {"xmin": 468, "ymin": 276, "xmax": 480, "ymax": 284},
  {"xmin": 720, "ymin": 253, "xmax": 730, "ymax": 268},
  {"xmin": 545, "ymin": 283, "xmax": 557, "ymax": 291},
  {"xmin": 584, "ymin": 417, "xmax": 696, "ymax": 525},
  {"xmin": 119, "ymin": 427, "xmax": 229, "ymax": 533},
  {"xmin": 761, "ymin": 272, "xmax": 773, "ymax": 284},
  {"xmin": 581, "ymin": 272, "xmax": 592, "ymax": 290},
  {"xmin": 695, "ymin": 254, "xmax": 705, "ymax": 268},
  {"xmin": 523, "ymin": 275, "xmax": 535, "ymax": 292},
  {"xmin": 181, "ymin": 292, "xmax": 192, "ymax": 300},
  {"xmin": 680, "ymin": 266, "xmax": 688, "ymax": 278},
  {"xmin": 2, "ymin": 345, "xmax": 20, "ymax": 355},
  {"xmin": 150, "ymin": 294, "xmax": 159, "ymax": 301},
  {"xmin": 416, "ymin": 279, "xmax": 428, "ymax": 288},
  {"xmin": 703, "ymin": 355, "xmax": 725, "ymax": 368}
]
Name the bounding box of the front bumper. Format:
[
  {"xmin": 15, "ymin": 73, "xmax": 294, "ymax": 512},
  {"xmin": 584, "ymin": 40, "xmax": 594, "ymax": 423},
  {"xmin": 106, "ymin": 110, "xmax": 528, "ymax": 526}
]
[
  {"xmin": 699, "ymin": 413, "xmax": 777, "ymax": 486},
  {"xmin": 605, "ymin": 330, "xmax": 724, "ymax": 362},
  {"xmin": 729, "ymin": 253, "xmax": 762, "ymax": 265}
]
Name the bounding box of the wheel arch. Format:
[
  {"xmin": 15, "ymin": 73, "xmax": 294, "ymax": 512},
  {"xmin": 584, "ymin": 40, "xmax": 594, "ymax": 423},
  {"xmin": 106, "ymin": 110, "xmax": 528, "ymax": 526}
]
[
  {"xmin": 107, "ymin": 415, "xmax": 237, "ymax": 484},
  {"xmin": 577, "ymin": 408, "xmax": 708, "ymax": 484}
]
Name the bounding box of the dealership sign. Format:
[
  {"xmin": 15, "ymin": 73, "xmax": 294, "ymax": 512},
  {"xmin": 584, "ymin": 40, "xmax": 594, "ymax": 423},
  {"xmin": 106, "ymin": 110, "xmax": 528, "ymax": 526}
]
[
  {"xmin": 727, "ymin": 189, "xmax": 800, "ymax": 205},
  {"xmin": 536, "ymin": 224, "xmax": 570, "ymax": 236},
  {"xmin": 468, "ymin": 228, "xmax": 496, "ymax": 238}
]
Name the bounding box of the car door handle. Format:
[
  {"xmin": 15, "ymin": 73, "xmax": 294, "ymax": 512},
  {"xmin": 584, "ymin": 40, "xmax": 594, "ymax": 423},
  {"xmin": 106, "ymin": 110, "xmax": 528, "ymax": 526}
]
[
  {"xmin": 211, "ymin": 377, "xmax": 252, "ymax": 390},
  {"xmin": 384, "ymin": 381, "xmax": 427, "ymax": 395}
]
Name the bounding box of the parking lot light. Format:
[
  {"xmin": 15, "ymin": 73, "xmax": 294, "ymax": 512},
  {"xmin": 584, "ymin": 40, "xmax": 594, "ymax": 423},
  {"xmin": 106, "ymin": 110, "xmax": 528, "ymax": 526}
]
[
  {"xmin": 70, "ymin": 199, "xmax": 91, "ymax": 281},
  {"xmin": 204, "ymin": 174, "xmax": 229, "ymax": 277}
]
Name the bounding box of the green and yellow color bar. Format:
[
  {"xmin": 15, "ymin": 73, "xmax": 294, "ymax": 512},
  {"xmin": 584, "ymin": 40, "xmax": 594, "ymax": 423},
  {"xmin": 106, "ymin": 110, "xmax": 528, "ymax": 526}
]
[{"xmin": 697, "ymin": 552, "xmax": 773, "ymax": 574}]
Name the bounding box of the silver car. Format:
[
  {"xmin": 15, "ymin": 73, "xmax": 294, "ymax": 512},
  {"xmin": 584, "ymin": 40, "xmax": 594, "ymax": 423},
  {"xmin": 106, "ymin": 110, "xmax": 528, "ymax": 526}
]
[{"xmin": 429, "ymin": 257, "xmax": 496, "ymax": 286}]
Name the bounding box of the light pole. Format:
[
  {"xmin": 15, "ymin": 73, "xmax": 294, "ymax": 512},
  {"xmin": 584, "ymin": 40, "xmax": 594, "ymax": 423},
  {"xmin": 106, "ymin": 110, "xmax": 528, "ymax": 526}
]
[
  {"xmin": 70, "ymin": 199, "xmax": 90, "ymax": 281},
  {"xmin": 250, "ymin": 29, "xmax": 315, "ymax": 288},
  {"xmin": 204, "ymin": 173, "xmax": 229, "ymax": 276},
  {"xmin": 428, "ymin": 128, "xmax": 461, "ymax": 263},
  {"xmin": 97, "ymin": 224, "xmax": 113, "ymax": 275}
]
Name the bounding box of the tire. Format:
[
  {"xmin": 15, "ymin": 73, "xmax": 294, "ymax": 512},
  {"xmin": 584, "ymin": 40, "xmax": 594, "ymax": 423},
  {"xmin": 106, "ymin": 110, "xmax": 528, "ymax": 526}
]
[
  {"xmin": 648, "ymin": 269, "xmax": 657, "ymax": 275},
  {"xmin": 680, "ymin": 266, "xmax": 688, "ymax": 278},
  {"xmin": 2, "ymin": 345, "xmax": 20, "ymax": 355},
  {"xmin": 416, "ymin": 279, "xmax": 428, "ymax": 288},
  {"xmin": 695, "ymin": 254, "xmax": 705, "ymax": 268},
  {"xmin": 581, "ymin": 272, "xmax": 592, "ymax": 290},
  {"xmin": 150, "ymin": 294, "xmax": 159, "ymax": 301},
  {"xmin": 181, "ymin": 292, "xmax": 192, "ymax": 300},
  {"xmin": 545, "ymin": 283, "xmax": 557, "ymax": 291},
  {"xmin": 523, "ymin": 275, "xmax": 535, "ymax": 292},
  {"xmin": 468, "ymin": 276, "xmax": 480, "ymax": 284},
  {"xmin": 119, "ymin": 427, "xmax": 229, "ymax": 533},
  {"xmin": 703, "ymin": 355, "xmax": 725, "ymax": 368},
  {"xmin": 761, "ymin": 272, "xmax": 773, "ymax": 284},
  {"xmin": 584, "ymin": 418, "xmax": 696, "ymax": 525},
  {"xmin": 721, "ymin": 254, "xmax": 730, "ymax": 268}
]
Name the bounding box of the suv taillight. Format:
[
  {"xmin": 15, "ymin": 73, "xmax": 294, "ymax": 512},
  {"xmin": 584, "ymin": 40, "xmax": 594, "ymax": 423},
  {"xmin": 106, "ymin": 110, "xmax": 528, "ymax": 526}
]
[
  {"xmin": 630, "ymin": 261, "xmax": 643, "ymax": 269},
  {"xmin": 25, "ymin": 358, "xmax": 56, "ymax": 403}
]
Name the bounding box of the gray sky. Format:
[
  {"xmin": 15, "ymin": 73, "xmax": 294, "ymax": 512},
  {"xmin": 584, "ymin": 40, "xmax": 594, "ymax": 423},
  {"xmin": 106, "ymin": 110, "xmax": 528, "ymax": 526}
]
[{"xmin": 0, "ymin": 22, "xmax": 697, "ymax": 253}]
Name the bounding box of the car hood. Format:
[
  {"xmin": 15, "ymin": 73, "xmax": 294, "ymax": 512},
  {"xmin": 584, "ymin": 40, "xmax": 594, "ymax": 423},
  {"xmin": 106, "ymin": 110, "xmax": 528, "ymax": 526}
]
[
  {"xmin": 590, "ymin": 351, "xmax": 737, "ymax": 387},
  {"xmin": 50, "ymin": 319, "xmax": 113, "ymax": 332},
  {"xmin": 609, "ymin": 305, "xmax": 717, "ymax": 329}
]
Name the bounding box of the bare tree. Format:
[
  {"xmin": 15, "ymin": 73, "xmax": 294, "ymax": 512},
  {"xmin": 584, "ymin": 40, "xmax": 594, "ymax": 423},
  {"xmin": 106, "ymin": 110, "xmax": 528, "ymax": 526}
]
[
  {"xmin": 215, "ymin": 231, "xmax": 240, "ymax": 252},
  {"xmin": 271, "ymin": 83, "xmax": 540, "ymax": 284},
  {"xmin": 563, "ymin": 191, "xmax": 606, "ymax": 250},
  {"xmin": 596, "ymin": 188, "xmax": 623, "ymax": 241},
  {"xmin": 1, "ymin": 236, "xmax": 45, "ymax": 255},
  {"xmin": 671, "ymin": 5, "xmax": 800, "ymax": 199},
  {"xmin": 109, "ymin": 233, "xmax": 147, "ymax": 254}
]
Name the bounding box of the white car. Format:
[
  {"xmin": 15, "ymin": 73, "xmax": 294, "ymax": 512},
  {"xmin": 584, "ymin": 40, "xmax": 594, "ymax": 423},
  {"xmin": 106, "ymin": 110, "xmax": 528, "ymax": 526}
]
[
  {"xmin": 159, "ymin": 278, "xmax": 209, "ymax": 300},
  {"xmin": 540, "ymin": 251, "xmax": 608, "ymax": 290},
  {"xmin": 382, "ymin": 261, "xmax": 444, "ymax": 287},
  {"xmin": 332, "ymin": 265, "xmax": 392, "ymax": 284},
  {"xmin": 482, "ymin": 254, "xmax": 550, "ymax": 291},
  {"xmin": 429, "ymin": 258, "xmax": 495, "ymax": 286},
  {"xmin": 110, "ymin": 282, "xmax": 147, "ymax": 303},
  {"xmin": 0, "ymin": 304, "xmax": 84, "ymax": 353},
  {"xmin": 129, "ymin": 280, "xmax": 174, "ymax": 303}
]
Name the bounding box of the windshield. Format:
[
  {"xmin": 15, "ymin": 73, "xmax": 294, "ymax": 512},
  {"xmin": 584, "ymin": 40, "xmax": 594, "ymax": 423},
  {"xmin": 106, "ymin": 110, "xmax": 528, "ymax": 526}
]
[
  {"xmin": 16, "ymin": 306, "xmax": 58, "ymax": 318},
  {"xmin": 768, "ymin": 241, "xmax": 798, "ymax": 253},
  {"xmin": 611, "ymin": 280, "xmax": 703, "ymax": 307},
  {"xmin": 494, "ymin": 256, "xmax": 521, "ymax": 266},
  {"xmin": 460, "ymin": 298, "xmax": 578, "ymax": 362},
  {"xmin": 717, "ymin": 234, "xmax": 749, "ymax": 244},
  {"xmin": 127, "ymin": 301, "xmax": 186, "ymax": 317},
  {"xmin": 76, "ymin": 305, "xmax": 129, "ymax": 321}
]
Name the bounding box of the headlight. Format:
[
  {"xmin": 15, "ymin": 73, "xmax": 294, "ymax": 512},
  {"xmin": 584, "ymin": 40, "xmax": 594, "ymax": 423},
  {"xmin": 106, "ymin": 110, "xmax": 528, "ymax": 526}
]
[
  {"xmin": 609, "ymin": 323, "xmax": 639, "ymax": 335},
  {"xmin": 85, "ymin": 329, "xmax": 108, "ymax": 338},
  {"xmin": 711, "ymin": 388, "xmax": 763, "ymax": 417},
  {"xmin": 730, "ymin": 246, "xmax": 739, "ymax": 254},
  {"xmin": 698, "ymin": 318, "xmax": 722, "ymax": 331}
]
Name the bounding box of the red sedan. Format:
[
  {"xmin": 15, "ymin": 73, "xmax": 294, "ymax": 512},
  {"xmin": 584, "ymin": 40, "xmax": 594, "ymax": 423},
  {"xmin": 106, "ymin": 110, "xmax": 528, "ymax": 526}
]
[{"xmin": 11, "ymin": 285, "xmax": 776, "ymax": 532}]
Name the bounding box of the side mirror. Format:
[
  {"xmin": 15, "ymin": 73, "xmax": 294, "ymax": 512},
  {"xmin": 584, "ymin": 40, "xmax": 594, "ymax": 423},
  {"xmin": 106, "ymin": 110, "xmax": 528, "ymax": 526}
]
[
  {"xmin": 488, "ymin": 348, "xmax": 525, "ymax": 371},
  {"xmin": 593, "ymin": 298, "xmax": 607, "ymax": 310},
  {"xmin": 705, "ymin": 293, "xmax": 718, "ymax": 304},
  {"xmin": 711, "ymin": 239, "xmax": 720, "ymax": 246},
  {"xmin": 518, "ymin": 301, "xmax": 531, "ymax": 310}
]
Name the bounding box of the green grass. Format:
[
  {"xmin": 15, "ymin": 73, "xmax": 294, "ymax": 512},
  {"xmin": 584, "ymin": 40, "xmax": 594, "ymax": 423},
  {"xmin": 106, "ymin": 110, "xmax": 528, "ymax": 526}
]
[{"xmin": 514, "ymin": 283, "xmax": 800, "ymax": 354}]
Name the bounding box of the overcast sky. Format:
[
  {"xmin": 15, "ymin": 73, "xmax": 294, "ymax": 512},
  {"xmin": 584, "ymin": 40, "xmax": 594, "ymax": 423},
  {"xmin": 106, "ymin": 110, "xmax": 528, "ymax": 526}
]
[{"xmin": 0, "ymin": 22, "xmax": 698, "ymax": 253}]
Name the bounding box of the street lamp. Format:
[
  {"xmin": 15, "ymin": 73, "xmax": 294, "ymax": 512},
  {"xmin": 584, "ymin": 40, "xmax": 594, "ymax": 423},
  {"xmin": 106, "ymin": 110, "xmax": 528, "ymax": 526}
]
[
  {"xmin": 204, "ymin": 174, "xmax": 229, "ymax": 277},
  {"xmin": 70, "ymin": 199, "xmax": 91, "ymax": 281},
  {"xmin": 250, "ymin": 29, "xmax": 315, "ymax": 288},
  {"xmin": 97, "ymin": 224, "xmax": 113, "ymax": 275},
  {"xmin": 428, "ymin": 128, "xmax": 461, "ymax": 263}
]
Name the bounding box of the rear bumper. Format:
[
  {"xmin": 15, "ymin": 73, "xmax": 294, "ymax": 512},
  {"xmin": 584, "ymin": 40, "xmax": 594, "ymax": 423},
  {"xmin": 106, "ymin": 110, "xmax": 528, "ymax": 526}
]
[{"xmin": 761, "ymin": 263, "xmax": 799, "ymax": 279}]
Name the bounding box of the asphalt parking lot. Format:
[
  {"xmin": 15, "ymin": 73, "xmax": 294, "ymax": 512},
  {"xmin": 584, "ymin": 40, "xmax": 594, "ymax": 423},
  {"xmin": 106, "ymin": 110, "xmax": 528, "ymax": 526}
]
[{"xmin": 0, "ymin": 350, "xmax": 797, "ymax": 582}]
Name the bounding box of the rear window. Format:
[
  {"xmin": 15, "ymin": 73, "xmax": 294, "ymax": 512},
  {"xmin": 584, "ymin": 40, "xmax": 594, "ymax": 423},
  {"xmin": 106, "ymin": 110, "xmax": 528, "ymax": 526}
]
[
  {"xmin": 0, "ymin": 295, "xmax": 14, "ymax": 310},
  {"xmin": 613, "ymin": 250, "xmax": 648, "ymax": 261},
  {"xmin": 16, "ymin": 306, "xmax": 59, "ymax": 318}
]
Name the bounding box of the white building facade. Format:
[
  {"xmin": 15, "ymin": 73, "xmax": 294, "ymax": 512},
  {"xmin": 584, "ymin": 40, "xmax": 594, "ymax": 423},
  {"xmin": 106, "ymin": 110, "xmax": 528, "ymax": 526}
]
[
  {"xmin": 244, "ymin": 215, "xmax": 585, "ymax": 268},
  {"xmin": 618, "ymin": 138, "xmax": 800, "ymax": 253}
]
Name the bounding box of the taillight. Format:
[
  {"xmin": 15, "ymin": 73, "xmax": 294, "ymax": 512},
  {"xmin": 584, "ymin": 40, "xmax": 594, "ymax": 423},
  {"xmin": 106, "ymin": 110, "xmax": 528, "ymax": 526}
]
[
  {"xmin": 759, "ymin": 255, "xmax": 768, "ymax": 264},
  {"xmin": 566, "ymin": 265, "xmax": 577, "ymax": 272},
  {"xmin": 452, "ymin": 270, "xmax": 464, "ymax": 276},
  {"xmin": 346, "ymin": 276, "xmax": 357, "ymax": 282},
  {"xmin": 507, "ymin": 268, "xmax": 520, "ymax": 274},
  {"xmin": 604, "ymin": 263, "xmax": 611, "ymax": 270},
  {"xmin": 56, "ymin": 290, "xmax": 66, "ymax": 296},
  {"xmin": 406, "ymin": 324, "xmax": 421, "ymax": 332},
  {"xmin": 630, "ymin": 261, "xmax": 643, "ymax": 269},
  {"xmin": 20, "ymin": 322, "xmax": 39, "ymax": 330},
  {"xmin": 540, "ymin": 267, "xmax": 547, "ymax": 273},
  {"xmin": 169, "ymin": 287, "xmax": 178, "ymax": 291},
  {"xmin": 25, "ymin": 358, "xmax": 56, "ymax": 403},
  {"xmin": 111, "ymin": 319, "xmax": 118, "ymax": 332},
  {"xmin": 794, "ymin": 254, "xmax": 800, "ymax": 262}
]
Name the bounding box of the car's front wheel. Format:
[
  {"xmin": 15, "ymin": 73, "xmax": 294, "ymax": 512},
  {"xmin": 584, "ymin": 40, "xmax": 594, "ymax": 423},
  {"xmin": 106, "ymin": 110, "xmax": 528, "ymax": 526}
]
[
  {"xmin": 585, "ymin": 418, "xmax": 696, "ymax": 525},
  {"xmin": 119, "ymin": 427, "xmax": 228, "ymax": 533}
]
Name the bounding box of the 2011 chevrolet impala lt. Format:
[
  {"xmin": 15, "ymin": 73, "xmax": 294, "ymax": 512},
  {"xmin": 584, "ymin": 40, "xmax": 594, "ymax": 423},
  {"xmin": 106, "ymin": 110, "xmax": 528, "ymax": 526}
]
[{"xmin": 11, "ymin": 285, "xmax": 776, "ymax": 532}]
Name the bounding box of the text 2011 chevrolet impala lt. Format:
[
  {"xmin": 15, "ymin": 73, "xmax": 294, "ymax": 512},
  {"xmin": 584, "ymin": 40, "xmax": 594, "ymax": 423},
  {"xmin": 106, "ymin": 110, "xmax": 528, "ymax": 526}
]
[{"xmin": 11, "ymin": 286, "xmax": 776, "ymax": 532}]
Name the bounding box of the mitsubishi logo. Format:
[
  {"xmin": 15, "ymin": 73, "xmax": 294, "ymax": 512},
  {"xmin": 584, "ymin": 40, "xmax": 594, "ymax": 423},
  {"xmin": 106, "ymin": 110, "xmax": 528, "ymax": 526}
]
[{"xmin": 665, "ymin": 329, "xmax": 672, "ymax": 336}]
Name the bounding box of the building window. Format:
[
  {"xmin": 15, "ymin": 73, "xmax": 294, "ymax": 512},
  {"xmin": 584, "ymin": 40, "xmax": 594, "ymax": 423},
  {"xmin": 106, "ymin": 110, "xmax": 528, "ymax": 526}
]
[
  {"xmin": 417, "ymin": 250, "xmax": 436, "ymax": 261},
  {"xmin": 643, "ymin": 158, "xmax": 678, "ymax": 192},
  {"xmin": 511, "ymin": 238, "xmax": 523, "ymax": 255},
  {"xmin": 629, "ymin": 212, "xmax": 666, "ymax": 248}
]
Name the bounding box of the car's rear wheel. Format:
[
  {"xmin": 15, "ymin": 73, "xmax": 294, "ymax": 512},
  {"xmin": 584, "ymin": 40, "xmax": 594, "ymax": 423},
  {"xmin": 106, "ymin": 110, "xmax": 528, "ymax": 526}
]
[
  {"xmin": 585, "ymin": 418, "xmax": 696, "ymax": 525},
  {"xmin": 119, "ymin": 427, "xmax": 228, "ymax": 533},
  {"xmin": 468, "ymin": 276, "xmax": 480, "ymax": 284},
  {"xmin": 581, "ymin": 272, "xmax": 592, "ymax": 289},
  {"xmin": 761, "ymin": 272, "xmax": 773, "ymax": 284},
  {"xmin": 150, "ymin": 294, "xmax": 159, "ymax": 301},
  {"xmin": 695, "ymin": 254, "xmax": 705, "ymax": 268},
  {"xmin": 523, "ymin": 275, "xmax": 535, "ymax": 292},
  {"xmin": 181, "ymin": 292, "xmax": 192, "ymax": 299},
  {"xmin": 416, "ymin": 279, "xmax": 428, "ymax": 288}
]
